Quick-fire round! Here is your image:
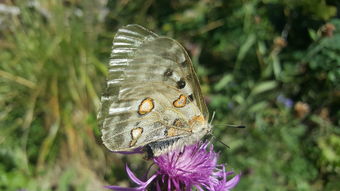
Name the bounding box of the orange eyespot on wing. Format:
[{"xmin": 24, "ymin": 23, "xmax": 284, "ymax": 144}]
[
  {"xmin": 189, "ymin": 115, "xmax": 205, "ymax": 126},
  {"xmin": 166, "ymin": 127, "xmax": 178, "ymax": 137},
  {"xmin": 173, "ymin": 95, "xmax": 187, "ymax": 108},
  {"xmin": 130, "ymin": 127, "xmax": 143, "ymax": 147},
  {"xmin": 138, "ymin": 98, "xmax": 154, "ymax": 115}
]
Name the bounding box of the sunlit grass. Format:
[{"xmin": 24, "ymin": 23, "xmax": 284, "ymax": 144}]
[{"xmin": 0, "ymin": 1, "xmax": 111, "ymax": 189}]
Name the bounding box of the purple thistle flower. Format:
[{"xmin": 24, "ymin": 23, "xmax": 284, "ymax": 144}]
[
  {"xmin": 106, "ymin": 141, "xmax": 240, "ymax": 191},
  {"xmin": 105, "ymin": 165, "xmax": 157, "ymax": 191}
]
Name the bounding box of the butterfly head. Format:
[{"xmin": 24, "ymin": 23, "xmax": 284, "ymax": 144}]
[{"xmin": 189, "ymin": 115, "xmax": 212, "ymax": 136}]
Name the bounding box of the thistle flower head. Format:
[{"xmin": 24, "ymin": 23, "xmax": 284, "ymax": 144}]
[{"xmin": 106, "ymin": 141, "xmax": 240, "ymax": 191}]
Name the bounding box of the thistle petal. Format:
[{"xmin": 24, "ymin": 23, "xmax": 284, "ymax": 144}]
[{"xmin": 107, "ymin": 141, "xmax": 240, "ymax": 191}]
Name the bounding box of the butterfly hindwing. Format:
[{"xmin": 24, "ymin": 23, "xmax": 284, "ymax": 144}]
[{"xmin": 99, "ymin": 25, "xmax": 210, "ymax": 155}]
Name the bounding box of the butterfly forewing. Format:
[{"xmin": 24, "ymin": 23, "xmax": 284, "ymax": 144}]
[{"xmin": 99, "ymin": 25, "xmax": 209, "ymax": 155}]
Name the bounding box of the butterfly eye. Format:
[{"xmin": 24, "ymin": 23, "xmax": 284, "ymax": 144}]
[{"xmin": 176, "ymin": 78, "xmax": 186, "ymax": 89}]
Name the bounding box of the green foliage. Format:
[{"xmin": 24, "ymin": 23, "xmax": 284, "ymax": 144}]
[{"xmin": 0, "ymin": 0, "xmax": 339, "ymax": 190}]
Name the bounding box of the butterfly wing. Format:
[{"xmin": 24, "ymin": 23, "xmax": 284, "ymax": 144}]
[{"xmin": 98, "ymin": 25, "xmax": 209, "ymax": 154}]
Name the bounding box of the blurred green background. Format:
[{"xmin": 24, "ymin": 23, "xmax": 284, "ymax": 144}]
[{"xmin": 0, "ymin": 0, "xmax": 339, "ymax": 190}]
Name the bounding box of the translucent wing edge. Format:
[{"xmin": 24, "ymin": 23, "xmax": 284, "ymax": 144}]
[
  {"xmin": 109, "ymin": 24, "xmax": 159, "ymax": 66},
  {"xmin": 98, "ymin": 25, "xmax": 160, "ymax": 149}
]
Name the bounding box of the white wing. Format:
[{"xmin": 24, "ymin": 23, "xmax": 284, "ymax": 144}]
[{"xmin": 98, "ymin": 25, "xmax": 209, "ymax": 152}]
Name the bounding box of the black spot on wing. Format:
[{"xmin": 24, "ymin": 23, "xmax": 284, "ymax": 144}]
[
  {"xmin": 163, "ymin": 68, "xmax": 173, "ymax": 77},
  {"xmin": 188, "ymin": 94, "xmax": 194, "ymax": 102},
  {"xmin": 176, "ymin": 78, "xmax": 186, "ymax": 89},
  {"xmin": 180, "ymin": 60, "xmax": 187, "ymax": 67}
]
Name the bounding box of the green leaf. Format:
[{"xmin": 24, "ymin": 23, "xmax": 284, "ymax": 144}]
[
  {"xmin": 215, "ymin": 74, "xmax": 233, "ymax": 91},
  {"xmin": 272, "ymin": 56, "xmax": 281, "ymax": 79},
  {"xmin": 250, "ymin": 81, "xmax": 278, "ymax": 95},
  {"xmin": 236, "ymin": 34, "xmax": 256, "ymax": 63},
  {"xmin": 308, "ymin": 28, "xmax": 318, "ymax": 41},
  {"xmin": 248, "ymin": 101, "xmax": 269, "ymax": 113}
]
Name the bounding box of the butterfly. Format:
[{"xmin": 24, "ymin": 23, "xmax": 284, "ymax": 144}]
[{"xmin": 98, "ymin": 24, "xmax": 211, "ymax": 157}]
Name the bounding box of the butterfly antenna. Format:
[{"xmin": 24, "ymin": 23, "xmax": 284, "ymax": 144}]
[
  {"xmin": 209, "ymin": 112, "xmax": 246, "ymax": 129},
  {"xmin": 209, "ymin": 111, "xmax": 216, "ymax": 126},
  {"xmin": 211, "ymin": 135, "xmax": 230, "ymax": 149},
  {"xmin": 226, "ymin": 124, "xmax": 246, "ymax": 128},
  {"xmin": 207, "ymin": 112, "xmax": 243, "ymax": 149},
  {"xmin": 214, "ymin": 123, "xmax": 246, "ymax": 129}
]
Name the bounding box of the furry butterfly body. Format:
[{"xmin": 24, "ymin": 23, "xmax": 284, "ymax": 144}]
[{"xmin": 98, "ymin": 24, "xmax": 211, "ymax": 157}]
